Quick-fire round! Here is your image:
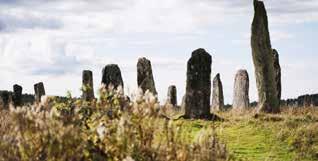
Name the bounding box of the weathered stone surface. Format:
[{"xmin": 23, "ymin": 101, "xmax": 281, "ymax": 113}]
[
  {"xmin": 184, "ymin": 48, "xmax": 214, "ymax": 119},
  {"xmin": 180, "ymin": 94, "xmax": 186, "ymax": 112},
  {"xmin": 0, "ymin": 91, "xmax": 12, "ymax": 109},
  {"xmin": 34, "ymin": 82, "xmax": 46, "ymax": 103},
  {"xmin": 137, "ymin": 57, "xmax": 157, "ymax": 95},
  {"xmin": 13, "ymin": 84, "xmax": 23, "ymax": 106},
  {"xmin": 166, "ymin": 85, "xmax": 177, "ymax": 106},
  {"xmin": 211, "ymin": 73, "xmax": 224, "ymax": 111},
  {"xmin": 232, "ymin": 70, "xmax": 249, "ymax": 110},
  {"xmin": 251, "ymin": 0, "xmax": 280, "ymax": 113},
  {"xmin": 272, "ymin": 49, "xmax": 281, "ymax": 104},
  {"xmin": 82, "ymin": 70, "xmax": 95, "ymax": 101},
  {"xmin": 102, "ymin": 64, "xmax": 124, "ymax": 90}
]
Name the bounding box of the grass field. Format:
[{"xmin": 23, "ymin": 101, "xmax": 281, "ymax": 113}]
[
  {"xmin": 0, "ymin": 90, "xmax": 317, "ymax": 161},
  {"xmin": 173, "ymin": 108, "xmax": 318, "ymax": 161}
]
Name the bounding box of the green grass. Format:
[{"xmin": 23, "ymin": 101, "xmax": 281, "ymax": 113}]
[
  {"xmin": 174, "ymin": 110, "xmax": 318, "ymax": 161},
  {"xmin": 216, "ymin": 120, "xmax": 296, "ymax": 161}
]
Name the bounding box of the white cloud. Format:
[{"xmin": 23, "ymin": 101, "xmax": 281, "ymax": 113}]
[{"xmin": 0, "ymin": 0, "xmax": 317, "ymax": 104}]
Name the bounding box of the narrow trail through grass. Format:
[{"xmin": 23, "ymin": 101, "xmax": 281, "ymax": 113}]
[
  {"xmin": 177, "ymin": 110, "xmax": 318, "ymax": 161},
  {"xmin": 216, "ymin": 120, "xmax": 297, "ymax": 161}
]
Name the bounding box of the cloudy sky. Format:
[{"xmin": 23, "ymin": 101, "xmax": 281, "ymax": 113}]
[{"xmin": 0, "ymin": 0, "xmax": 317, "ymax": 104}]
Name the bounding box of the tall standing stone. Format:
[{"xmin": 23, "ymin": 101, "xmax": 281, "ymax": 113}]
[
  {"xmin": 82, "ymin": 70, "xmax": 95, "ymax": 101},
  {"xmin": 166, "ymin": 85, "xmax": 177, "ymax": 106},
  {"xmin": 232, "ymin": 70, "xmax": 249, "ymax": 110},
  {"xmin": 272, "ymin": 49, "xmax": 281, "ymax": 104},
  {"xmin": 34, "ymin": 82, "xmax": 45, "ymax": 103},
  {"xmin": 102, "ymin": 64, "xmax": 124, "ymax": 91},
  {"xmin": 137, "ymin": 57, "xmax": 157, "ymax": 95},
  {"xmin": 251, "ymin": 0, "xmax": 280, "ymax": 113},
  {"xmin": 211, "ymin": 73, "xmax": 224, "ymax": 111},
  {"xmin": 13, "ymin": 84, "xmax": 23, "ymax": 107},
  {"xmin": 184, "ymin": 48, "xmax": 214, "ymax": 119}
]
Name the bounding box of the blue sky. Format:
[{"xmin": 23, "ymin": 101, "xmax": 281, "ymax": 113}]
[{"xmin": 0, "ymin": 0, "xmax": 317, "ymax": 104}]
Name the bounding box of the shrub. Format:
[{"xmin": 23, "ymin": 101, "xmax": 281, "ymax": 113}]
[{"xmin": 0, "ymin": 86, "xmax": 228, "ymax": 161}]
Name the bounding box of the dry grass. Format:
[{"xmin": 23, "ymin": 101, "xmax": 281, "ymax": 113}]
[
  {"xmin": 0, "ymin": 88, "xmax": 229, "ymax": 161},
  {"xmin": 1, "ymin": 85, "xmax": 318, "ymax": 161}
]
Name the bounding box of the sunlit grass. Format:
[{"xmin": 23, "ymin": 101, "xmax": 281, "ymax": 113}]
[{"xmin": 1, "ymin": 85, "xmax": 318, "ymax": 160}]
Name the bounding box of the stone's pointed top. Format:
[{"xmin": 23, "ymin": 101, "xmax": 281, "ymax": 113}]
[
  {"xmin": 104, "ymin": 64, "xmax": 120, "ymax": 69},
  {"xmin": 102, "ymin": 64, "xmax": 120, "ymax": 71},
  {"xmin": 252, "ymin": 0, "xmax": 269, "ymax": 36},
  {"xmin": 191, "ymin": 48, "xmax": 211, "ymax": 58},
  {"xmin": 103, "ymin": 64, "xmax": 121, "ymax": 72},
  {"xmin": 254, "ymin": 0, "xmax": 265, "ymax": 9},
  {"xmin": 138, "ymin": 57, "xmax": 150, "ymax": 62},
  {"xmin": 272, "ymin": 49, "xmax": 280, "ymax": 63},
  {"xmin": 238, "ymin": 69, "xmax": 247, "ymax": 72},
  {"xmin": 213, "ymin": 73, "xmax": 221, "ymax": 82},
  {"xmin": 137, "ymin": 57, "xmax": 152, "ymax": 68},
  {"xmin": 13, "ymin": 84, "xmax": 22, "ymax": 90},
  {"xmin": 272, "ymin": 49, "xmax": 279, "ymax": 60},
  {"xmin": 238, "ymin": 69, "xmax": 248, "ymax": 72},
  {"xmin": 35, "ymin": 82, "xmax": 44, "ymax": 85},
  {"xmin": 193, "ymin": 48, "xmax": 206, "ymax": 53},
  {"xmin": 83, "ymin": 70, "xmax": 92, "ymax": 73},
  {"xmin": 236, "ymin": 69, "xmax": 248, "ymax": 76},
  {"xmin": 236, "ymin": 69, "xmax": 249, "ymax": 76}
]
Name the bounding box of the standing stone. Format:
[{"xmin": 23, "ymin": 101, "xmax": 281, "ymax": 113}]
[
  {"xmin": 13, "ymin": 84, "xmax": 23, "ymax": 107},
  {"xmin": 180, "ymin": 94, "xmax": 186, "ymax": 112},
  {"xmin": 211, "ymin": 73, "xmax": 224, "ymax": 111},
  {"xmin": 0, "ymin": 91, "xmax": 12, "ymax": 109},
  {"xmin": 184, "ymin": 48, "xmax": 214, "ymax": 119},
  {"xmin": 82, "ymin": 70, "xmax": 95, "ymax": 101},
  {"xmin": 251, "ymin": 0, "xmax": 280, "ymax": 113},
  {"xmin": 137, "ymin": 57, "xmax": 157, "ymax": 95},
  {"xmin": 272, "ymin": 49, "xmax": 281, "ymax": 104},
  {"xmin": 232, "ymin": 70, "xmax": 249, "ymax": 110},
  {"xmin": 166, "ymin": 85, "xmax": 177, "ymax": 106},
  {"xmin": 34, "ymin": 82, "xmax": 45, "ymax": 103},
  {"xmin": 102, "ymin": 64, "xmax": 124, "ymax": 90}
]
